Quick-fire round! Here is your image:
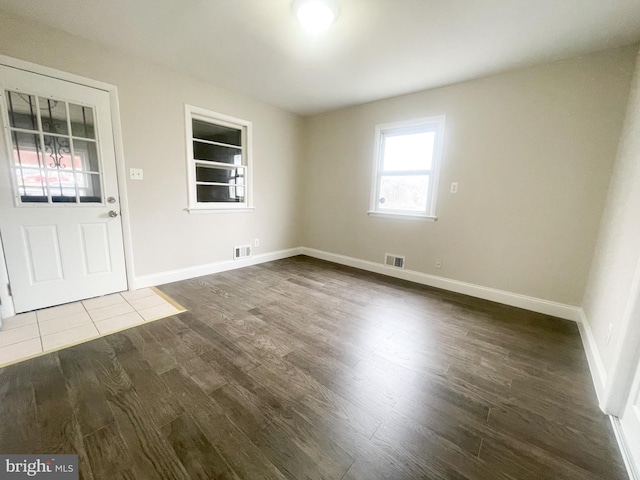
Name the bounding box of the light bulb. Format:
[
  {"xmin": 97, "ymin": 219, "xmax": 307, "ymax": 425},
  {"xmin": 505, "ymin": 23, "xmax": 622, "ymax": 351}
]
[{"xmin": 296, "ymin": 0, "xmax": 337, "ymax": 34}]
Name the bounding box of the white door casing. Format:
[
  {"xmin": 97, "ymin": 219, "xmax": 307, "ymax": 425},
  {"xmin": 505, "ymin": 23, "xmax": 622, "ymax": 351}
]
[
  {"xmin": 620, "ymin": 358, "xmax": 640, "ymax": 479},
  {"xmin": 0, "ymin": 64, "xmax": 127, "ymax": 313}
]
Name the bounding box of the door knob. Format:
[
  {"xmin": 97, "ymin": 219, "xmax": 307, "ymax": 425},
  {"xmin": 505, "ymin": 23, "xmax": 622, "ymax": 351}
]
[{"xmin": 108, "ymin": 210, "xmax": 119, "ymax": 218}]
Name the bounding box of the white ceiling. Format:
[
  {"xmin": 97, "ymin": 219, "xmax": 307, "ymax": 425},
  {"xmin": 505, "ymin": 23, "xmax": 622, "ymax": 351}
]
[{"xmin": 1, "ymin": 0, "xmax": 640, "ymax": 116}]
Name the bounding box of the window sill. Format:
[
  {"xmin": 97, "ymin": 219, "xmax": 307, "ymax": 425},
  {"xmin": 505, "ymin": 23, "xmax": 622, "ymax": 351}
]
[
  {"xmin": 367, "ymin": 211, "xmax": 437, "ymax": 221},
  {"xmin": 187, "ymin": 207, "xmax": 255, "ymax": 214}
]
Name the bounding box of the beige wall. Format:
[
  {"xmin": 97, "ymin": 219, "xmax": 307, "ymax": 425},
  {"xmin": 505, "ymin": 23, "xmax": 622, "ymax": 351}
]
[
  {"xmin": 301, "ymin": 46, "xmax": 637, "ymax": 306},
  {"xmin": 583, "ymin": 48, "xmax": 640, "ymax": 376},
  {"xmin": 0, "ymin": 9, "xmax": 637, "ymax": 314},
  {"xmin": 0, "ymin": 12, "xmax": 304, "ymax": 280}
]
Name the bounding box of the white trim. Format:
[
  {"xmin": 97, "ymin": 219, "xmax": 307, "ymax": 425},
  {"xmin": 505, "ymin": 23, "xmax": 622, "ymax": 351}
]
[
  {"xmin": 299, "ymin": 247, "xmax": 582, "ymax": 321},
  {"xmin": 370, "ymin": 115, "xmax": 445, "ymax": 218},
  {"xmin": 367, "ymin": 211, "xmax": 437, "ymax": 221},
  {"xmin": 577, "ymin": 309, "xmax": 608, "ymax": 405},
  {"xmin": 184, "ymin": 104, "xmax": 253, "ymax": 210},
  {"xmin": 186, "ymin": 207, "xmax": 255, "ymax": 214},
  {"xmin": 0, "ymin": 55, "xmax": 117, "ymax": 93},
  {"xmin": 610, "ymin": 415, "xmax": 640, "ymax": 480},
  {"xmin": 601, "ymin": 252, "xmax": 640, "ymax": 416},
  {"xmin": 0, "ymin": 54, "xmax": 135, "ymax": 299},
  {"xmin": 0, "ymin": 239, "xmax": 14, "ymax": 320},
  {"xmin": 108, "ymin": 81, "xmax": 136, "ymax": 292},
  {"xmin": 134, "ymin": 248, "xmax": 302, "ymax": 289}
]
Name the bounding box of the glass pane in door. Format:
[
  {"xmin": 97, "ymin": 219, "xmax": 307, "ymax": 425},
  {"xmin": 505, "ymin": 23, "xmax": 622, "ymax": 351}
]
[
  {"xmin": 5, "ymin": 91, "xmax": 38, "ymax": 130},
  {"xmin": 4, "ymin": 90, "xmax": 103, "ymax": 204},
  {"xmin": 39, "ymin": 96, "xmax": 69, "ymax": 135}
]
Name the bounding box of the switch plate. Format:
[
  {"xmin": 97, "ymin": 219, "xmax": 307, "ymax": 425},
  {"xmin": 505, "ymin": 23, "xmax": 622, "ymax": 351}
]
[
  {"xmin": 130, "ymin": 168, "xmax": 143, "ymax": 180},
  {"xmin": 254, "ymin": 238, "xmax": 260, "ymax": 247},
  {"xmin": 450, "ymin": 182, "xmax": 458, "ymax": 194},
  {"xmin": 435, "ymin": 260, "xmax": 442, "ymax": 269}
]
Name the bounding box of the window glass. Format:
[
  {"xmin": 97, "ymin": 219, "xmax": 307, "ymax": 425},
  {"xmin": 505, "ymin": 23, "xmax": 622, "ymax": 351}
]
[
  {"xmin": 4, "ymin": 90, "xmax": 103, "ymax": 204},
  {"xmin": 370, "ymin": 117, "xmax": 445, "ymax": 217},
  {"xmin": 186, "ymin": 106, "xmax": 252, "ymax": 210}
]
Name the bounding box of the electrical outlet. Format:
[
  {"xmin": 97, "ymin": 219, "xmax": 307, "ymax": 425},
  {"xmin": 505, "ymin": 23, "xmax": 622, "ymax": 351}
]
[
  {"xmin": 450, "ymin": 182, "xmax": 458, "ymax": 194},
  {"xmin": 254, "ymin": 238, "xmax": 260, "ymax": 247},
  {"xmin": 435, "ymin": 260, "xmax": 442, "ymax": 269},
  {"xmin": 606, "ymin": 323, "xmax": 613, "ymax": 344},
  {"xmin": 129, "ymin": 168, "xmax": 143, "ymax": 180}
]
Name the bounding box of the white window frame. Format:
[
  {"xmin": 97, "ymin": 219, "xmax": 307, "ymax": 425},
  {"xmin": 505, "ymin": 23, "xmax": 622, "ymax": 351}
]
[
  {"xmin": 368, "ymin": 115, "xmax": 445, "ymax": 220},
  {"xmin": 185, "ymin": 104, "xmax": 253, "ymax": 212}
]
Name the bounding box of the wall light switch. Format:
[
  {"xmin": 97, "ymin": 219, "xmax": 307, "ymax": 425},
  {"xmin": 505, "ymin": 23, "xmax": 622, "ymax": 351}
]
[
  {"xmin": 450, "ymin": 182, "xmax": 458, "ymax": 194},
  {"xmin": 130, "ymin": 168, "xmax": 143, "ymax": 180}
]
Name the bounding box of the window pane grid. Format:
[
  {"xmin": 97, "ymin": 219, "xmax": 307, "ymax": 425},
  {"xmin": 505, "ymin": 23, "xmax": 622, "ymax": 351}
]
[
  {"xmin": 193, "ymin": 138, "xmax": 244, "ymax": 150},
  {"xmin": 193, "ymin": 159, "xmax": 243, "ymax": 169},
  {"xmin": 4, "ymin": 90, "xmax": 102, "ymax": 204},
  {"xmin": 187, "ymin": 106, "xmax": 251, "ymax": 208}
]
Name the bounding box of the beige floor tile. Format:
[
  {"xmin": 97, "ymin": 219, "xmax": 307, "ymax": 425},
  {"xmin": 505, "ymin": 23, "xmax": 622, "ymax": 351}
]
[
  {"xmin": 37, "ymin": 302, "xmax": 86, "ymax": 322},
  {"xmin": 87, "ymin": 302, "xmax": 135, "ymax": 322},
  {"xmin": 138, "ymin": 302, "xmax": 180, "ymax": 321},
  {"xmin": 42, "ymin": 323, "xmax": 99, "ymax": 352},
  {"xmin": 95, "ymin": 312, "xmax": 144, "ymax": 335},
  {"xmin": 0, "ymin": 323, "xmax": 40, "ymax": 348},
  {"xmin": 82, "ymin": 293, "xmax": 127, "ymax": 311},
  {"xmin": 0, "ymin": 338, "xmax": 42, "ymax": 366},
  {"xmin": 1, "ymin": 288, "xmax": 184, "ymax": 367},
  {"xmin": 1, "ymin": 312, "xmax": 37, "ymax": 330},
  {"xmin": 38, "ymin": 311, "xmax": 92, "ymax": 336},
  {"xmin": 121, "ymin": 288, "xmax": 156, "ymax": 302},
  {"xmin": 127, "ymin": 294, "xmax": 166, "ymax": 311}
]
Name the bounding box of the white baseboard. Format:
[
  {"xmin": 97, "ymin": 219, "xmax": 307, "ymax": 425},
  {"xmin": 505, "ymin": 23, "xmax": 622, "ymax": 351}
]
[
  {"xmin": 611, "ymin": 416, "xmax": 640, "ymax": 480},
  {"xmin": 135, "ymin": 246, "xmax": 582, "ymax": 321},
  {"xmin": 300, "ymin": 247, "xmax": 582, "ymax": 322},
  {"xmin": 577, "ymin": 309, "xmax": 608, "ymax": 405},
  {"xmin": 134, "ymin": 247, "xmax": 302, "ymax": 289}
]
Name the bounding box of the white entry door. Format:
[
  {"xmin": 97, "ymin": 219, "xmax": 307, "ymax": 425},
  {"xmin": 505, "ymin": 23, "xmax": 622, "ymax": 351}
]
[
  {"xmin": 620, "ymin": 355, "xmax": 640, "ymax": 476},
  {"xmin": 0, "ymin": 64, "xmax": 127, "ymax": 313}
]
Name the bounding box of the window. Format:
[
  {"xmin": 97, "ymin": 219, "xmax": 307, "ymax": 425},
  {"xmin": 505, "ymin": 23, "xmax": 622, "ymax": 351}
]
[
  {"xmin": 369, "ymin": 116, "xmax": 445, "ymax": 219},
  {"xmin": 185, "ymin": 105, "xmax": 252, "ymax": 211},
  {"xmin": 4, "ymin": 90, "xmax": 103, "ymax": 204}
]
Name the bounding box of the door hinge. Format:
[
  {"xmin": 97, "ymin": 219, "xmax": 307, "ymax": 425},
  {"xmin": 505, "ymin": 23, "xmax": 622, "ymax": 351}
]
[{"xmin": 7, "ymin": 283, "xmax": 12, "ymax": 297}]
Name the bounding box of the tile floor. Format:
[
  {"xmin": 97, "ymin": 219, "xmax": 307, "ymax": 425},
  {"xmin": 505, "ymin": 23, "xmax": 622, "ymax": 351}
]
[{"xmin": 0, "ymin": 287, "xmax": 185, "ymax": 368}]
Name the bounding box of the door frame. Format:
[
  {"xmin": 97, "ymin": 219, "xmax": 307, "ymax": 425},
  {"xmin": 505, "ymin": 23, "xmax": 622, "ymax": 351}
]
[
  {"xmin": 0, "ymin": 54, "xmax": 135, "ymax": 318},
  {"xmin": 601, "ymin": 252, "xmax": 640, "ymax": 416}
]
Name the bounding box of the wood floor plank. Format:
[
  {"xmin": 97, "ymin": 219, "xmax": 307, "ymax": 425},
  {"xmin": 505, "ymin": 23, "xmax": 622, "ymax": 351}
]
[
  {"xmin": 58, "ymin": 344, "xmax": 115, "ymax": 437},
  {"xmin": 83, "ymin": 421, "xmax": 135, "ymax": 478},
  {"xmin": 0, "ymin": 256, "xmax": 627, "ymax": 479},
  {"xmin": 104, "ymin": 332, "xmax": 185, "ymax": 429},
  {"xmin": 486, "ymin": 403, "xmax": 625, "ymax": 477},
  {"xmin": 0, "ymin": 359, "xmax": 37, "ymax": 453},
  {"xmin": 161, "ymin": 414, "xmax": 239, "ymax": 480},
  {"xmin": 87, "ymin": 339, "xmax": 191, "ymax": 480}
]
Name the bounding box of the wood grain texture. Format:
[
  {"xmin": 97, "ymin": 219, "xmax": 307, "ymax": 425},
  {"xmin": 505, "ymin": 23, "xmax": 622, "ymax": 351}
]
[{"xmin": 0, "ymin": 256, "xmax": 627, "ymax": 479}]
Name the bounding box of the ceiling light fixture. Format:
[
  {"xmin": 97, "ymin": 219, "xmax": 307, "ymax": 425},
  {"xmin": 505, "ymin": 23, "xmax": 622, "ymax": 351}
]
[{"xmin": 293, "ymin": 0, "xmax": 339, "ymax": 34}]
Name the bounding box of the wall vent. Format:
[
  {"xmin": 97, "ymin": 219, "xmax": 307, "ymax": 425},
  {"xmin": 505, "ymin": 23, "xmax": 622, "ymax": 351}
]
[
  {"xmin": 384, "ymin": 253, "xmax": 405, "ymax": 269},
  {"xmin": 233, "ymin": 245, "xmax": 252, "ymax": 260}
]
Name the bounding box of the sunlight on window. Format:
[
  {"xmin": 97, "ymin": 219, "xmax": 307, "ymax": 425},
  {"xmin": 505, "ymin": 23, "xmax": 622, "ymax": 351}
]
[
  {"xmin": 370, "ymin": 116, "xmax": 445, "ymax": 217},
  {"xmin": 382, "ymin": 132, "xmax": 434, "ymax": 171}
]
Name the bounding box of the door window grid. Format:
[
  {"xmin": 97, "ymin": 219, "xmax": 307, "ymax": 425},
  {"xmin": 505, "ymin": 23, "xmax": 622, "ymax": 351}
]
[{"xmin": 4, "ymin": 90, "xmax": 102, "ymax": 204}]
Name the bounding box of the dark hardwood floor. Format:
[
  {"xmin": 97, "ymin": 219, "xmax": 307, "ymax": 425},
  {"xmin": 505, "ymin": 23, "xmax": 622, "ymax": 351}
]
[{"xmin": 0, "ymin": 256, "xmax": 627, "ymax": 479}]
